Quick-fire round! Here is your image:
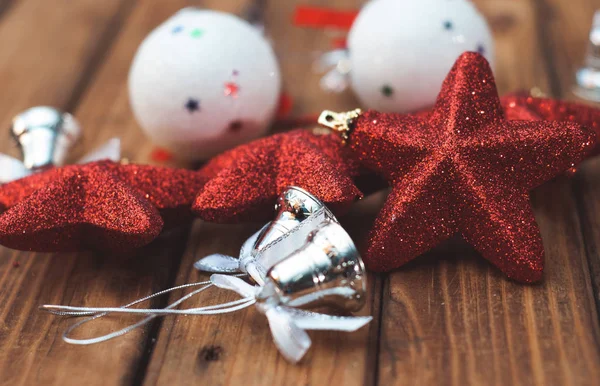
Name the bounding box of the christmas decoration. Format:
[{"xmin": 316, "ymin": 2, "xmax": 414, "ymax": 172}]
[
  {"xmin": 502, "ymin": 93, "xmax": 600, "ymax": 156},
  {"xmin": 319, "ymin": 52, "xmax": 595, "ymax": 283},
  {"xmin": 574, "ymin": 11, "xmax": 600, "ymax": 101},
  {"xmin": 0, "ymin": 106, "xmax": 120, "ymax": 184},
  {"xmin": 193, "ymin": 129, "xmax": 362, "ymax": 223},
  {"xmin": 0, "ymin": 161, "xmax": 207, "ymax": 252},
  {"xmin": 43, "ymin": 216, "xmax": 371, "ymax": 364},
  {"xmin": 128, "ymin": 8, "xmax": 281, "ymax": 161},
  {"xmin": 308, "ymin": 0, "xmax": 494, "ymax": 113},
  {"xmin": 195, "ymin": 187, "xmax": 336, "ymax": 283}
]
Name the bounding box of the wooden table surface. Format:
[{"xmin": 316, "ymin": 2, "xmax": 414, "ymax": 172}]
[{"xmin": 1, "ymin": 0, "xmax": 600, "ymax": 385}]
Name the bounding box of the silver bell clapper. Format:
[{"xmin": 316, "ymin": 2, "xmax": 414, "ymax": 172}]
[
  {"xmin": 195, "ymin": 186, "xmax": 336, "ymax": 285},
  {"xmin": 40, "ymin": 219, "xmax": 371, "ymax": 363},
  {"xmin": 0, "ymin": 106, "xmax": 121, "ymax": 184},
  {"xmin": 575, "ymin": 10, "xmax": 600, "ymax": 101}
]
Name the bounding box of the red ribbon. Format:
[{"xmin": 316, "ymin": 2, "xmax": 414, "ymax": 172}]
[{"xmin": 293, "ymin": 6, "xmax": 359, "ymax": 30}]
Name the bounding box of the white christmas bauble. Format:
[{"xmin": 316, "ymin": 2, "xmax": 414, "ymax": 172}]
[
  {"xmin": 129, "ymin": 8, "xmax": 281, "ymax": 160},
  {"xmin": 347, "ymin": 0, "xmax": 494, "ymax": 113}
]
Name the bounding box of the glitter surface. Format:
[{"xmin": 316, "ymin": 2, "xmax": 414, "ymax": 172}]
[
  {"xmin": 0, "ymin": 160, "xmax": 208, "ymax": 252},
  {"xmin": 350, "ymin": 52, "xmax": 595, "ymax": 283},
  {"xmin": 502, "ymin": 93, "xmax": 600, "ymax": 156},
  {"xmin": 193, "ymin": 129, "xmax": 362, "ymax": 223}
]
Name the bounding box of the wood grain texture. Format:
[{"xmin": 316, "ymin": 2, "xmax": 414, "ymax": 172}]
[
  {"xmin": 547, "ymin": 0, "xmax": 600, "ymax": 349},
  {"xmin": 0, "ymin": 0, "xmax": 193, "ymax": 385},
  {"xmin": 377, "ymin": 0, "xmax": 600, "ymax": 385},
  {"xmin": 0, "ymin": 0, "xmax": 133, "ymax": 156}
]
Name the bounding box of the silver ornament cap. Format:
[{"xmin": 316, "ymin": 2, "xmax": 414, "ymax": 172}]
[
  {"xmin": 575, "ymin": 11, "xmax": 600, "ymax": 101},
  {"xmin": 11, "ymin": 106, "xmax": 81, "ymax": 170},
  {"xmin": 252, "ymin": 186, "xmax": 325, "ymax": 252}
]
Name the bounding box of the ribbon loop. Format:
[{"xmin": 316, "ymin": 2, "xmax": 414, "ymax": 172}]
[
  {"xmin": 210, "ymin": 274, "xmax": 257, "ymax": 298},
  {"xmin": 194, "ymin": 253, "xmax": 240, "ymax": 273},
  {"xmin": 265, "ymin": 307, "xmax": 311, "ymax": 363}
]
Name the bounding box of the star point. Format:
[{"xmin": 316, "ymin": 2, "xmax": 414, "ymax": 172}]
[
  {"xmin": 0, "ymin": 160, "xmax": 208, "ymax": 252},
  {"xmin": 193, "ymin": 130, "xmax": 362, "ymax": 223}
]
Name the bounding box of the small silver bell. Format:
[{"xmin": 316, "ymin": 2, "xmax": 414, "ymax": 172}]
[
  {"xmin": 575, "ymin": 11, "xmax": 600, "ymax": 101},
  {"xmin": 258, "ymin": 220, "xmax": 367, "ymax": 312},
  {"xmin": 252, "ymin": 186, "xmax": 326, "ymax": 252},
  {"xmin": 194, "ymin": 186, "xmax": 336, "ymax": 285},
  {"xmin": 11, "ymin": 106, "xmax": 81, "ymax": 170}
]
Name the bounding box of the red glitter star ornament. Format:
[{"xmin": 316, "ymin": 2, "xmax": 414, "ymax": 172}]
[
  {"xmin": 501, "ymin": 93, "xmax": 600, "ymax": 156},
  {"xmin": 0, "ymin": 161, "xmax": 208, "ymax": 252},
  {"xmin": 193, "ymin": 129, "xmax": 362, "ymax": 223},
  {"xmin": 345, "ymin": 52, "xmax": 595, "ymax": 282}
]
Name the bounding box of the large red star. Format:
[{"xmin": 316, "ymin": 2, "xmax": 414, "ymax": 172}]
[
  {"xmin": 348, "ymin": 52, "xmax": 595, "ymax": 282},
  {"xmin": 0, "ymin": 161, "xmax": 207, "ymax": 252},
  {"xmin": 193, "ymin": 129, "xmax": 362, "ymax": 223}
]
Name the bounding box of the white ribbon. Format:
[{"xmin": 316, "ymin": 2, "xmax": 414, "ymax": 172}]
[
  {"xmin": 0, "ymin": 137, "xmax": 121, "ymax": 184},
  {"xmin": 194, "ymin": 224, "xmax": 265, "ymax": 274},
  {"xmin": 210, "ymin": 274, "xmax": 372, "ymax": 363},
  {"xmin": 41, "ymin": 273, "xmax": 371, "ymax": 364}
]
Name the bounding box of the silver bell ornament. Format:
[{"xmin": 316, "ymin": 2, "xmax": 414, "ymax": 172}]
[
  {"xmin": 194, "ymin": 186, "xmax": 336, "ymax": 284},
  {"xmin": 257, "ymin": 219, "xmax": 366, "ymax": 311},
  {"xmin": 575, "ymin": 10, "xmax": 600, "ymax": 102},
  {"xmin": 11, "ymin": 106, "xmax": 81, "ymax": 170},
  {"xmin": 0, "ymin": 106, "xmax": 121, "ymax": 184},
  {"xmin": 209, "ymin": 219, "xmax": 370, "ymax": 362}
]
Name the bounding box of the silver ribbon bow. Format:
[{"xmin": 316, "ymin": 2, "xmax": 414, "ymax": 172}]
[{"xmin": 210, "ymin": 274, "xmax": 372, "ymax": 363}]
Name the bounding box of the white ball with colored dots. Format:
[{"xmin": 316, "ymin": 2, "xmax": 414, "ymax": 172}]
[
  {"xmin": 128, "ymin": 8, "xmax": 281, "ymax": 160},
  {"xmin": 347, "ymin": 0, "xmax": 494, "ymax": 113}
]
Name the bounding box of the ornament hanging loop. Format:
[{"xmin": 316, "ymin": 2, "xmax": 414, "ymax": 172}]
[{"xmin": 317, "ymin": 109, "xmax": 362, "ymax": 143}]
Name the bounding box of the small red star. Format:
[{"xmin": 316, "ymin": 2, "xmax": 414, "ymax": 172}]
[
  {"xmin": 349, "ymin": 53, "xmax": 595, "ymax": 282},
  {"xmin": 0, "ymin": 161, "xmax": 207, "ymax": 252},
  {"xmin": 193, "ymin": 129, "xmax": 362, "ymax": 223}
]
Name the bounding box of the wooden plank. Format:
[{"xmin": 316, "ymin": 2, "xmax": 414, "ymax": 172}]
[
  {"xmin": 541, "ymin": 0, "xmax": 600, "ymax": 327},
  {"xmin": 0, "ymin": 0, "xmax": 198, "ymax": 385},
  {"xmin": 0, "ymin": 0, "xmax": 133, "ymax": 156},
  {"xmin": 376, "ymin": 0, "xmax": 600, "ymax": 385},
  {"xmin": 0, "ymin": 0, "xmax": 16, "ymax": 20},
  {"xmin": 142, "ymin": 1, "xmax": 384, "ymax": 385}
]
